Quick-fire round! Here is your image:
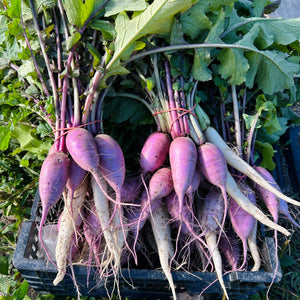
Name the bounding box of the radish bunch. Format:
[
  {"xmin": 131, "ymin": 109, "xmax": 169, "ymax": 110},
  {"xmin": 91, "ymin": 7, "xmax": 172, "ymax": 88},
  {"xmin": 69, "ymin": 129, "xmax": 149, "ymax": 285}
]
[{"xmin": 35, "ymin": 59, "xmax": 300, "ymax": 300}]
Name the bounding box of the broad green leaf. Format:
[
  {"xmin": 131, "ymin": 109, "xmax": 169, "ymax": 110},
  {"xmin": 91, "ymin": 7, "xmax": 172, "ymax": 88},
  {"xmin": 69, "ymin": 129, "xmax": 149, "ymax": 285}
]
[
  {"xmin": 255, "ymin": 140, "xmax": 275, "ymax": 170},
  {"xmin": 104, "ymin": 0, "xmax": 147, "ymax": 17},
  {"xmin": 243, "ymin": 113, "xmax": 261, "ymax": 130},
  {"xmin": 63, "ymin": 0, "xmax": 104, "ymax": 28},
  {"xmin": 0, "ymin": 16, "xmax": 8, "ymax": 44},
  {"xmin": 90, "ymin": 20, "xmax": 116, "ymax": 40},
  {"xmin": 0, "ymin": 257, "xmax": 8, "ymax": 275},
  {"xmin": 191, "ymin": 8, "xmax": 225, "ymax": 82},
  {"xmin": 109, "ymin": 0, "xmax": 194, "ymax": 68},
  {"xmin": 66, "ymin": 31, "xmax": 81, "ymax": 51},
  {"xmin": 86, "ymin": 42, "xmax": 101, "ymax": 67},
  {"xmin": 170, "ymin": 19, "xmax": 185, "ymax": 45},
  {"xmin": 252, "ymin": 0, "xmax": 268, "ymax": 17},
  {"xmin": 252, "ymin": 50, "xmax": 299, "ymax": 95},
  {"xmin": 7, "ymin": 0, "xmax": 21, "ymax": 18},
  {"xmin": 12, "ymin": 281, "xmax": 29, "ymax": 300},
  {"xmin": 218, "ymin": 48, "xmax": 249, "ymax": 85},
  {"xmin": 192, "ymin": 50, "xmax": 212, "ymax": 82},
  {"xmin": 180, "ymin": 2, "xmax": 211, "ymax": 40},
  {"xmin": 11, "ymin": 123, "xmax": 52, "ymax": 159},
  {"xmin": 18, "ymin": 61, "xmax": 35, "ymax": 78},
  {"xmin": 0, "ymin": 127, "xmax": 12, "ymax": 151}
]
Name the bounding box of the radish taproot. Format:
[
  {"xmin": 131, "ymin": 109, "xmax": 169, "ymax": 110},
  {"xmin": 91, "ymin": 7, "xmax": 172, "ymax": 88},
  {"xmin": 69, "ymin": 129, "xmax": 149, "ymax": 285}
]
[
  {"xmin": 140, "ymin": 131, "xmax": 171, "ymax": 174},
  {"xmin": 226, "ymin": 172, "xmax": 290, "ymax": 236},
  {"xmin": 53, "ymin": 176, "xmax": 88, "ymax": 286},
  {"xmin": 91, "ymin": 174, "xmax": 120, "ymax": 271},
  {"xmin": 204, "ymin": 126, "xmax": 300, "ymax": 207},
  {"xmin": 38, "ymin": 151, "xmax": 70, "ymax": 258},
  {"xmin": 229, "ymin": 180, "xmax": 256, "ymax": 270},
  {"xmin": 150, "ymin": 204, "xmax": 176, "ymax": 300},
  {"xmin": 197, "ymin": 188, "xmax": 229, "ymax": 299},
  {"xmin": 169, "ymin": 136, "xmax": 197, "ymax": 219},
  {"xmin": 198, "ymin": 142, "xmax": 228, "ymax": 230}
]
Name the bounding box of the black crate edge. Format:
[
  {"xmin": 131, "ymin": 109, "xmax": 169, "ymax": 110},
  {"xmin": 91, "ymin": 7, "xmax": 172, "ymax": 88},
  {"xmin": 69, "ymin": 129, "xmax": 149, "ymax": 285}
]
[{"xmin": 13, "ymin": 215, "xmax": 282, "ymax": 299}]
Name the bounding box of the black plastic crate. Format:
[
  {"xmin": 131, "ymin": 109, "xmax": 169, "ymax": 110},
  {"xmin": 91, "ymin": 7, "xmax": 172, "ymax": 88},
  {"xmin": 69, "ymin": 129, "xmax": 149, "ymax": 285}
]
[{"xmin": 13, "ymin": 190, "xmax": 283, "ymax": 300}]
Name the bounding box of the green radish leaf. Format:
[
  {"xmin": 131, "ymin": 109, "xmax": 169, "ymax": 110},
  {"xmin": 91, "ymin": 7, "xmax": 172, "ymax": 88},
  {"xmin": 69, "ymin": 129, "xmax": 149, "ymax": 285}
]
[
  {"xmin": 7, "ymin": 0, "xmax": 21, "ymax": 18},
  {"xmin": 180, "ymin": 2, "xmax": 211, "ymax": 40},
  {"xmin": 252, "ymin": 50, "xmax": 299, "ymax": 95},
  {"xmin": 66, "ymin": 31, "xmax": 81, "ymax": 51},
  {"xmin": 251, "ymin": 0, "xmax": 268, "ymax": 17},
  {"xmin": 218, "ymin": 48, "xmax": 249, "ymax": 85},
  {"xmin": 104, "ymin": 0, "xmax": 147, "ymax": 17},
  {"xmin": 0, "ymin": 128, "xmax": 12, "ymax": 151},
  {"xmin": 108, "ymin": 0, "xmax": 194, "ymax": 68},
  {"xmin": 238, "ymin": 18, "xmax": 300, "ymax": 50},
  {"xmin": 86, "ymin": 42, "xmax": 102, "ymax": 67},
  {"xmin": 89, "ymin": 19, "xmax": 116, "ymax": 40},
  {"xmin": 11, "ymin": 123, "xmax": 52, "ymax": 159},
  {"xmin": 63, "ymin": 0, "xmax": 104, "ymax": 28},
  {"xmin": 255, "ymin": 140, "xmax": 275, "ymax": 170},
  {"xmin": 192, "ymin": 50, "xmax": 212, "ymax": 82}
]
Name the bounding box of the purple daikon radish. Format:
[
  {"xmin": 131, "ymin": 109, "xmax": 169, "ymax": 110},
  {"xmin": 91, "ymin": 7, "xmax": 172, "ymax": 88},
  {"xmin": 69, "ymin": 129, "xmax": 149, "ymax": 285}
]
[
  {"xmin": 278, "ymin": 198, "xmax": 300, "ymax": 229},
  {"xmin": 94, "ymin": 133, "xmax": 129, "ymax": 258},
  {"xmin": 53, "ymin": 177, "xmax": 88, "ymax": 286},
  {"xmin": 197, "ymin": 188, "xmax": 229, "ymax": 299},
  {"xmin": 186, "ymin": 165, "xmax": 203, "ymax": 204},
  {"xmin": 38, "ymin": 151, "xmax": 70, "ymax": 258},
  {"xmin": 198, "ymin": 142, "xmax": 228, "ymax": 230},
  {"xmin": 228, "ymin": 181, "xmax": 256, "ymax": 271},
  {"xmin": 169, "ymin": 136, "xmax": 197, "ymax": 219},
  {"xmin": 121, "ymin": 176, "xmax": 142, "ymax": 203},
  {"xmin": 253, "ymin": 166, "xmax": 279, "ymax": 223},
  {"xmin": 219, "ymin": 229, "xmax": 240, "ymax": 271},
  {"xmin": 140, "ymin": 131, "xmax": 171, "ymax": 174}
]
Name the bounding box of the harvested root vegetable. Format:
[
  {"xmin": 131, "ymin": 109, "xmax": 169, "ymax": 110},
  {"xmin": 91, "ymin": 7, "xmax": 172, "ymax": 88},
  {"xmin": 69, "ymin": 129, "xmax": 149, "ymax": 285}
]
[
  {"xmin": 140, "ymin": 131, "xmax": 171, "ymax": 174},
  {"xmin": 198, "ymin": 188, "xmax": 229, "ymax": 299},
  {"xmin": 226, "ymin": 172, "xmax": 290, "ymax": 236},
  {"xmin": 150, "ymin": 204, "xmax": 176, "ymax": 300},
  {"xmin": 53, "ymin": 176, "xmax": 88, "ymax": 286},
  {"xmin": 38, "ymin": 151, "xmax": 70, "ymax": 257},
  {"xmin": 228, "ymin": 181, "xmax": 256, "ymax": 270},
  {"xmin": 247, "ymin": 221, "xmax": 261, "ymax": 272},
  {"xmin": 204, "ymin": 126, "xmax": 300, "ymax": 207},
  {"xmin": 169, "ymin": 136, "xmax": 197, "ymax": 219}
]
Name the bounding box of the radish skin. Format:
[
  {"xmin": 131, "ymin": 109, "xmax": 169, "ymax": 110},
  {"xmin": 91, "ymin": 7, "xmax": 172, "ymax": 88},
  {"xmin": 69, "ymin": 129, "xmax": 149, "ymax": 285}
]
[
  {"xmin": 140, "ymin": 132, "xmax": 171, "ymax": 174},
  {"xmin": 229, "ymin": 181, "xmax": 256, "ymax": 270},
  {"xmin": 53, "ymin": 176, "xmax": 88, "ymax": 286},
  {"xmin": 204, "ymin": 127, "xmax": 300, "ymax": 207},
  {"xmin": 205, "ymin": 232, "xmax": 229, "ymax": 300},
  {"xmin": 247, "ymin": 221, "xmax": 261, "ymax": 271},
  {"xmin": 169, "ymin": 136, "xmax": 197, "ymax": 218},
  {"xmin": 91, "ymin": 175, "xmax": 120, "ymax": 270},
  {"xmin": 150, "ymin": 205, "xmax": 176, "ymax": 300},
  {"xmin": 198, "ymin": 142, "xmax": 228, "ymax": 230},
  {"xmin": 226, "ymin": 172, "xmax": 290, "ymax": 236},
  {"xmin": 253, "ymin": 166, "xmax": 279, "ymax": 223},
  {"xmin": 39, "ymin": 151, "xmax": 70, "ymax": 257}
]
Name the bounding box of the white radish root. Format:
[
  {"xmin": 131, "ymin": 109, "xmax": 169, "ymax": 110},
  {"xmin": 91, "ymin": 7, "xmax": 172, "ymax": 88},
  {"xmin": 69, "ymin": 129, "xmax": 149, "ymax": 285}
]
[
  {"xmin": 205, "ymin": 232, "xmax": 229, "ymax": 300},
  {"xmin": 53, "ymin": 176, "xmax": 88, "ymax": 286},
  {"xmin": 204, "ymin": 126, "xmax": 300, "ymax": 207},
  {"xmin": 150, "ymin": 205, "xmax": 176, "ymax": 300},
  {"xmin": 91, "ymin": 174, "xmax": 120, "ymax": 271},
  {"xmin": 247, "ymin": 221, "xmax": 261, "ymax": 272},
  {"xmin": 226, "ymin": 172, "xmax": 290, "ymax": 236}
]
